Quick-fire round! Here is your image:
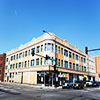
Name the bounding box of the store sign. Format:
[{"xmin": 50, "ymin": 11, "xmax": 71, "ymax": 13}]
[
  {"xmin": 62, "ymin": 73, "xmax": 68, "ymax": 78},
  {"xmin": 84, "ymin": 75, "xmax": 87, "ymax": 78}
]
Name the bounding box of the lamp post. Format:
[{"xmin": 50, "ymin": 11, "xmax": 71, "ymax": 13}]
[{"xmin": 43, "ymin": 30, "xmax": 57, "ymax": 88}]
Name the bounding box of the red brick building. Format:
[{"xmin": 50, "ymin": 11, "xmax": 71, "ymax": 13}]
[{"xmin": 0, "ymin": 53, "xmax": 6, "ymax": 81}]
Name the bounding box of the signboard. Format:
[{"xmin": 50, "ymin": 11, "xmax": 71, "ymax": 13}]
[
  {"xmin": 62, "ymin": 73, "xmax": 68, "ymax": 78},
  {"xmin": 84, "ymin": 75, "xmax": 87, "ymax": 78}
]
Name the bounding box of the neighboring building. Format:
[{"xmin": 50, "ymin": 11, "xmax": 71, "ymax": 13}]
[
  {"xmin": 0, "ymin": 53, "xmax": 6, "ymax": 82},
  {"xmin": 87, "ymin": 55, "xmax": 95, "ymax": 81},
  {"xmin": 95, "ymin": 56, "xmax": 100, "ymax": 81},
  {"xmin": 4, "ymin": 33, "xmax": 96, "ymax": 86}
]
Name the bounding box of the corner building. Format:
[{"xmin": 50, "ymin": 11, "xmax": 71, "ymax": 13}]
[{"xmin": 4, "ymin": 33, "xmax": 96, "ymax": 86}]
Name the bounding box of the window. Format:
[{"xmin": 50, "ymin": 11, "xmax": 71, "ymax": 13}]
[
  {"xmin": 82, "ymin": 66, "xmax": 83, "ymax": 71},
  {"xmin": 81, "ymin": 57, "xmax": 83, "ymax": 62},
  {"xmin": 13, "ymin": 64, "xmax": 15, "ymax": 69},
  {"xmin": 28, "ymin": 50, "xmax": 30, "ymax": 55},
  {"xmin": 28, "ymin": 60, "xmax": 29, "ymax": 67},
  {"xmin": 5, "ymin": 73, "xmax": 7, "ymax": 78},
  {"xmin": 84, "ymin": 66, "xmax": 86, "ymax": 72},
  {"xmin": 31, "ymin": 48, "xmax": 35, "ymax": 55},
  {"xmin": 61, "ymin": 60, "xmax": 63, "ymax": 67},
  {"xmin": 69, "ymin": 62, "xmax": 72, "ymax": 69},
  {"xmin": 84, "ymin": 58, "xmax": 86, "ymax": 63},
  {"xmin": 36, "ymin": 58, "xmax": 39, "ymax": 65},
  {"xmin": 44, "ymin": 58, "xmax": 46, "ymax": 64},
  {"xmin": 25, "ymin": 51, "xmax": 27, "ymax": 57},
  {"xmin": 10, "ymin": 64, "xmax": 12, "ymax": 69},
  {"xmin": 58, "ymin": 47, "xmax": 60, "ymax": 54},
  {"xmin": 11, "ymin": 56, "xmax": 13, "ymax": 61},
  {"xmin": 73, "ymin": 53, "xmax": 75, "ymax": 59},
  {"xmin": 64, "ymin": 61, "xmax": 68, "ymax": 68},
  {"xmin": 41, "ymin": 58, "xmax": 42, "ymax": 65},
  {"xmin": 76, "ymin": 64, "xmax": 79, "ymax": 70},
  {"xmin": 58, "ymin": 59, "xmax": 60, "ymax": 66},
  {"xmin": 23, "ymin": 52, "xmax": 24, "ymax": 57},
  {"xmin": 69, "ymin": 52, "xmax": 71, "ymax": 58},
  {"xmin": 14, "ymin": 55, "xmax": 15, "ymax": 60},
  {"xmin": 19, "ymin": 62, "xmax": 21, "ymax": 68},
  {"xmin": 73, "ymin": 63, "xmax": 75, "ymax": 70},
  {"xmin": 76, "ymin": 55, "xmax": 78, "ymax": 60},
  {"xmin": 0, "ymin": 64, "xmax": 2, "ymax": 68},
  {"xmin": 45, "ymin": 44, "xmax": 47, "ymax": 51},
  {"xmin": 6, "ymin": 58, "xmax": 8, "ymax": 62},
  {"xmin": 31, "ymin": 59, "xmax": 34, "ymax": 66},
  {"xmin": 52, "ymin": 44, "xmax": 54, "ymax": 52},
  {"xmin": 0, "ymin": 70, "xmax": 1, "ymax": 74},
  {"xmin": 47, "ymin": 43, "xmax": 51, "ymax": 51},
  {"xmin": 61, "ymin": 48, "xmax": 63, "ymax": 55},
  {"xmin": 52, "ymin": 57, "xmax": 53, "ymax": 65},
  {"xmin": 37, "ymin": 46, "xmax": 40, "ymax": 53},
  {"xmin": 19, "ymin": 53, "xmax": 22, "ymax": 58},
  {"xmin": 16, "ymin": 63, "xmax": 18, "ymax": 69},
  {"xmin": 1, "ymin": 57, "xmax": 3, "ymax": 61},
  {"xmin": 56, "ymin": 58, "xmax": 57, "ymax": 65},
  {"xmin": 6, "ymin": 66, "xmax": 8, "ymax": 70},
  {"xmin": 64, "ymin": 49, "xmax": 68, "ymax": 57},
  {"xmin": 22, "ymin": 62, "xmax": 23, "ymax": 67},
  {"xmin": 25, "ymin": 61, "xmax": 27, "ymax": 67},
  {"xmin": 55, "ymin": 45, "xmax": 57, "ymax": 53},
  {"xmin": 41, "ymin": 45, "xmax": 43, "ymax": 52},
  {"xmin": 16, "ymin": 54, "xmax": 18, "ymax": 59}
]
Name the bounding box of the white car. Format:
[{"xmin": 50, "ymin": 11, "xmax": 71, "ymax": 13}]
[{"xmin": 86, "ymin": 81, "xmax": 93, "ymax": 87}]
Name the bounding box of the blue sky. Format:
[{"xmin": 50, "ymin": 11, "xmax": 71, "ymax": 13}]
[{"xmin": 0, "ymin": 0, "xmax": 100, "ymax": 56}]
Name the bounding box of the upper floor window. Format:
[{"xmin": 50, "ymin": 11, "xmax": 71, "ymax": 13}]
[
  {"xmin": 10, "ymin": 64, "xmax": 12, "ymax": 69},
  {"xmin": 47, "ymin": 43, "xmax": 51, "ymax": 51},
  {"xmin": 41, "ymin": 45, "xmax": 43, "ymax": 52},
  {"xmin": 58, "ymin": 47, "xmax": 60, "ymax": 54},
  {"xmin": 61, "ymin": 60, "xmax": 63, "ymax": 67},
  {"xmin": 55, "ymin": 45, "xmax": 57, "ymax": 53},
  {"xmin": 0, "ymin": 57, "xmax": 3, "ymax": 61},
  {"xmin": 14, "ymin": 55, "xmax": 15, "ymax": 60},
  {"xmin": 73, "ymin": 63, "xmax": 75, "ymax": 70},
  {"xmin": 31, "ymin": 48, "xmax": 35, "ymax": 55},
  {"xmin": 84, "ymin": 66, "xmax": 86, "ymax": 72},
  {"xmin": 28, "ymin": 50, "xmax": 30, "ymax": 55},
  {"xmin": 19, "ymin": 62, "xmax": 21, "ymax": 68},
  {"xmin": 16, "ymin": 63, "xmax": 18, "ymax": 69},
  {"xmin": 73, "ymin": 53, "xmax": 75, "ymax": 59},
  {"xmin": 23, "ymin": 52, "xmax": 24, "ymax": 57},
  {"xmin": 31, "ymin": 59, "xmax": 34, "ymax": 66},
  {"xmin": 84, "ymin": 58, "xmax": 86, "ymax": 63},
  {"xmin": 52, "ymin": 44, "xmax": 54, "ymax": 52},
  {"xmin": 64, "ymin": 49, "xmax": 68, "ymax": 57},
  {"xmin": 6, "ymin": 66, "xmax": 8, "ymax": 70},
  {"xmin": 6, "ymin": 58, "xmax": 8, "ymax": 62},
  {"xmin": 45, "ymin": 44, "xmax": 47, "ymax": 51},
  {"xmin": 16, "ymin": 54, "xmax": 18, "ymax": 59},
  {"xmin": 25, "ymin": 61, "xmax": 27, "ymax": 67},
  {"xmin": 37, "ymin": 46, "xmax": 40, "ymax": 53},
  {"xmin": 25, "ymin": 51, "xmax": 27, "ymax": 57},
  {"xmin": 61, "ymin": 48, "xmax": 63, "ymax": 55},
  {"xmin": 11, "ymin": 56, "xmax": 13, "ymax": 61},
  {"xmin": 0, "ymin": 64, "xmax": 2, "ymax": 68},
  {"xmin": 19, "ymin": 53, "xmax": 22, "ymax": 58},
  {"xmin": 28, "ymin": 60, "xmax": 30, "ymax": 67},
  {"xmin": 0, "ymin": 70, "xmax": 1, "ymax": 75},
  {"xmin": 36, "ymin": 58, "xmax": 39, "ymax": 65},
  {"xmin": 58, "ymin": 59, "xmax": 60, "ymax": 66},
  {"xmin": 64, "ymin": 61, "xmax": 68, "ymax": 68},
  {"xmin": 41, "ymin": 58, "xmax": 42, "ymax": 65},
  {"xmin": 76, "ymin": 64, "xmax": 79, "ymax": 70},
  {"xmin": 69, "ymin": 62, "xmax": 72, "ymax": 69},
  {"xmin": 81, "ymin": 57, "xmax": 83, "ymax": 62},
  {"xmin": 69, "ymin": 52, "xmax": 71, "ymax": 58},
  {"xmin": 82, "ymin": 66, "xmax": 83, "ymax": 71},
  {"xmin": 76, "ymin": 55, "xmax": 78, "ymax": 60}
]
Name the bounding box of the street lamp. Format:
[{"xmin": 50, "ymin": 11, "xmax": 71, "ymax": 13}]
[{"xmin": 43, "ymin": 30, "xmax": 57, "ymax": 88}]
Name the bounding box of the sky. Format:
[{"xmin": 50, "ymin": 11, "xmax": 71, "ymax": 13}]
[{"xmin": 0, "ymin": 0, "xmax": 100, "ymax": 56}]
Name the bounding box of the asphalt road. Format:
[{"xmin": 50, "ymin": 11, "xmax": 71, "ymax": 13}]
[{"xmin": 0, "ymin": 83, "xmax": 100, "ymax": 100}]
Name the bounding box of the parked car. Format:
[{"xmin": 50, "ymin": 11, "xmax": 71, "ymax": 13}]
[
  {"xmin": 86, "ymin": 81, "xmax": 93, "ymax": 87},
  {"xmin": 92, "ymin": 81, "xmax": 99, "ymax": 87},
  {"xmin": 62, "ymin": 80, "xmax": 73, "ymax": 89},
  {"xmin": 73, "ymin": 80, "xmax": 84, "ymax": 89}
]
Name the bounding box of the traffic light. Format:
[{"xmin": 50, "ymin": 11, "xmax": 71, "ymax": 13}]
[
  {"xmin": 85, "ymin": 47, "xmax": 88, "ymax": 54},
  {"xmin": 45, "ymin": 55, "xmax": 50, "ymax": 60},
  {"xmin": 31, "ymin": 49, "xmax": 35, "ymax": 56}
]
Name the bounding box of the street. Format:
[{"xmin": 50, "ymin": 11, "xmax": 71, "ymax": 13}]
[{"xmin": 0, "ymin": 83, "xmax": 100, "ymax": 100}]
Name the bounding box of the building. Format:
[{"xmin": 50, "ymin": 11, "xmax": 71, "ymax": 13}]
[
  {"xmin": 4, "ymin": 33, "xmax": 96, "ymax": 86},
  {"xmin": 95, "ymin": 56, "xmax": 100, "ymax": 81},
  {"xmin": 87, "ymin": 55, "xmax": 95, "ymax": 81},
  {"xmin": 0, "ymin": 53, "xmax": 6, "ymax": 82}
]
